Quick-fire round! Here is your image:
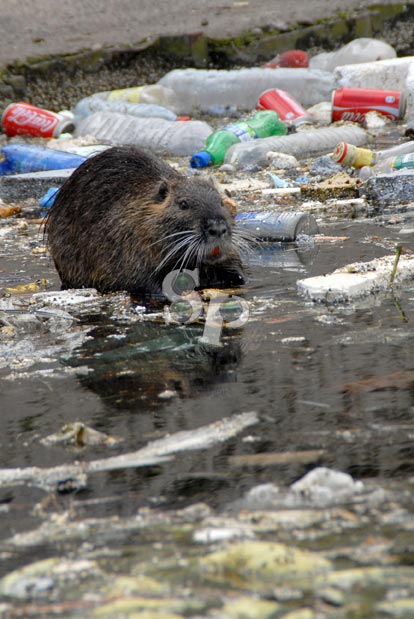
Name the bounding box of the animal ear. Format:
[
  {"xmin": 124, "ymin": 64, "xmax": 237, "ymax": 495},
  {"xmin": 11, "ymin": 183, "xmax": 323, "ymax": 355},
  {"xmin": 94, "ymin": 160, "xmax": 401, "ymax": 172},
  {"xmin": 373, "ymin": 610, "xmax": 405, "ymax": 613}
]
[
  {"xmin": 223, "ymin": 196, "xmax": 238, "ymax": 216},
  {"xmin": 205, "ymin": 175, "xmax": 220, "ymax": 191},
  {"xmin": 155, "ymin": 179, "xmax": 170, "ymax": 202}
]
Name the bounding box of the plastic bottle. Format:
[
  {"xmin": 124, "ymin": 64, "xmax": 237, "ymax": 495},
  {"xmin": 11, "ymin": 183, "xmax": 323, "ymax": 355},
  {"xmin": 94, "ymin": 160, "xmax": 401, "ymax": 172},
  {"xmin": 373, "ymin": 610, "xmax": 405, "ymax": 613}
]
[
  {"xmin": 333, "ymin": 140, "xmax": 414, "ymax": 170},
  {"xmin": 0, "ymin": 144, "xmax": 86, "ymax": 175},
  {"xmin": 224, "ymin": 125, "xmax": 368, "ymax": 169},
  {"xmin": 74, "ymin": 84, "xmax": 178, "ymax": 114},
  {"xmin": 158, "ymin": 67, "xmax": 336, "ymax": 114},
  {"xmin": 309, "ymin": 38, "xmax": 396, "ymax": 72},
  {"xmin": 190, "ymin": 111, "xmax": 287, "ymax": 168},
  {"xmin": 246, "ymin": 243, "xmax": 317, "ymax": 268},
  {"xmin": 359, "ymin": 152, "xmax": 414, "ymax": 180},
  {"xmin": 74, "ymin": 112, "xmax": 213, "ymax": 157},
  {"xmin": 235, "ymin": 211, "xmax": 319, "ymax": 241},
  {"xmin": 332, "ymin": 142, "xmax": 377, "ymax": 168},
  {"xmin": 73, "ymin": 98, "xmax": 177, "ymax": 122}
]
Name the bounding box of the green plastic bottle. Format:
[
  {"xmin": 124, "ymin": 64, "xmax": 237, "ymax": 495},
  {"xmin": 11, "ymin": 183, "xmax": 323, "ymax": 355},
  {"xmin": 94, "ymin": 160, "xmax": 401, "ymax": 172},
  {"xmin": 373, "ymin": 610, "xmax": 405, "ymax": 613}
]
[{"xmin": 190, "ymin": 110, "xmax": 287, "ymax": 168}]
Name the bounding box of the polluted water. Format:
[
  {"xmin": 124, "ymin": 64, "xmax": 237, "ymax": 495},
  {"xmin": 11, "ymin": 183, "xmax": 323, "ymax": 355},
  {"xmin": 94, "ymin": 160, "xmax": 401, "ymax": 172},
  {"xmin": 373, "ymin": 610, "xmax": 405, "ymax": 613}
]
[{"xmin": 1, "ymin": 36, "xmax": 414, "ymax": 619}]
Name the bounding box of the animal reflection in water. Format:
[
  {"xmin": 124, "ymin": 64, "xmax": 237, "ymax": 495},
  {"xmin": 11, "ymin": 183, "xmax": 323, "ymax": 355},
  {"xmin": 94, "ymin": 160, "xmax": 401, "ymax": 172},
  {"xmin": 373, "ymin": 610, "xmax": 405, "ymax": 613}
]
[{"xmin": 66, "ymin": 319, "xmax": 243, "ymax": 412}]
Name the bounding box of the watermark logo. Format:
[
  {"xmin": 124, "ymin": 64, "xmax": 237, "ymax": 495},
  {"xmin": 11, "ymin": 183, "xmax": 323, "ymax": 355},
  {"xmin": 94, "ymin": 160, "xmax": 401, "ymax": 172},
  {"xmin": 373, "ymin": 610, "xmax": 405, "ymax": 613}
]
[{"xmin": 162, "ymin": 268, "xmax": 250, "ymax": 347}]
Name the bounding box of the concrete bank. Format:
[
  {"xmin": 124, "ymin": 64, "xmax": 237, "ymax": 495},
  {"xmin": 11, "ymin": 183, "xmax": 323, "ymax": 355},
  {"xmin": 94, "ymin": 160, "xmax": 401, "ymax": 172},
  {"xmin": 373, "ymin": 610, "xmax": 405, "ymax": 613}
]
[{"xmin": 0, "ymin": 2, "xmax": 413, "ymax": 111}]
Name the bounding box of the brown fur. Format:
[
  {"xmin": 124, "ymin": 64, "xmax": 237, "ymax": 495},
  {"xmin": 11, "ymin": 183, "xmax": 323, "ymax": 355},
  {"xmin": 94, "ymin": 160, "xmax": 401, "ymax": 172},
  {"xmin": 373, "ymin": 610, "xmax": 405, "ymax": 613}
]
[{"xmin": 46, "ymin": 146, "xmax": 245, "ymax": 295}]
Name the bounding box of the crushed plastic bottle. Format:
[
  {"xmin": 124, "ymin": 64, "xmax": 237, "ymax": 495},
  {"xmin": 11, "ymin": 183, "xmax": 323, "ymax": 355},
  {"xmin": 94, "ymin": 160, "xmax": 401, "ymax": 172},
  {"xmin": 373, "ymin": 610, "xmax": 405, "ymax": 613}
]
[
  {"xmin": 73, "ymin": 98, "xmax": 177, "ymax": 122},
  {"xmin": 224, "ymin": 125, "xmax": 368, "ymax": 169},
  {"xmin": 190, "ymin": 111, "xmax": 287, "ymax": 168},
  {"xmin": 0, "ymin": 144, "xmax": 86, "ymax": 175},
  {"xmin": 74, "ymin": 84, "xmax": 178, "ymax": 115},
  {"xmin": 158, "ymin": 67, "xmax": 336, "ymax": 114},
  {"xmin": 74, "ymin": 112, "xmax": 213, "ymax": 157}
]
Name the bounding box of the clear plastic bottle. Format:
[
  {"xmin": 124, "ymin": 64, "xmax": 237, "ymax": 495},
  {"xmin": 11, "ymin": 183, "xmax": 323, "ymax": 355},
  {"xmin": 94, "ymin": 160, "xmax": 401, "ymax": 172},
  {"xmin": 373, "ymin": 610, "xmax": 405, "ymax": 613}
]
[
  {"xmin": 224, "ymin": 125, "xmax": 368, "ymax": 169},
  {"xmin": 235, "ymin": 211, "xmax": 319, "ymax": 241},
  {"xmin": 359, "ymin": 152, "xmax": 414, "ymax": 180},
  {"xmin": 73, "ymin": 98, "xmax": 177, "ymax": 122},
  {"xmin": 334, "ymin": 140, "xmax": 414, "ymax": 171},
  {"xmin": 158, "ymin": 67, "xmax": 336, "ymax": 114},
  {"xmin": 190, "ymin": 111, "xmax": 287, "ymax": 168},
  {"xmin": 73, "ymin": 84, "xmax": 179, "ymax": 116},
  {"xmin": 74, "ymin": 112, "xmax": 213, "ymax": 157}
]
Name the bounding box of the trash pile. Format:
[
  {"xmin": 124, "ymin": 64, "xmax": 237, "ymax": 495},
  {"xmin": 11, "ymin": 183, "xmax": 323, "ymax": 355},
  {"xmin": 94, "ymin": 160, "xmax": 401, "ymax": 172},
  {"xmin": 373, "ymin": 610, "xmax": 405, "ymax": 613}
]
[{"xmin": 1, "ymin": 36, "xmax": 414, "ymax": 303}]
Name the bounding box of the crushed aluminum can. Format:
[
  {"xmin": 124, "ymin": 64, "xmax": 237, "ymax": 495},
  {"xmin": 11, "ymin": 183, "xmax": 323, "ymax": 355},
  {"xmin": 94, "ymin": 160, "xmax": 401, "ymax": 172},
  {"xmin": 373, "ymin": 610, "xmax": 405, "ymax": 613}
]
[{"xmin": 257, "ymin": 88, "xmax": 313, "ymax": 127}]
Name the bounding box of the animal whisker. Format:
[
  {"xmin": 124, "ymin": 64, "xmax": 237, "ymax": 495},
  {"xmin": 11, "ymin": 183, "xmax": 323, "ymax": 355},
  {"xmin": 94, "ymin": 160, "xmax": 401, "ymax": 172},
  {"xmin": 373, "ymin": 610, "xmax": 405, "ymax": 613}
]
[
  {"xmin": 146, "ymin": 230, "xmax": 194, "ymax": 249},
  {"xmin": 155, "ymin": 233, "xmax": 198, "ymax": 273}
]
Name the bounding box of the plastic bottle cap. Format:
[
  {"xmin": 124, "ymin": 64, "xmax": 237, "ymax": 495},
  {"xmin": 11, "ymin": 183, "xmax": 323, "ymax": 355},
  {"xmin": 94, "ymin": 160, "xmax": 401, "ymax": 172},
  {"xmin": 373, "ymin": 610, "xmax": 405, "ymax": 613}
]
[{"xmin": 190, "ymin": 151, "xmax": 212, "ymax": 168}]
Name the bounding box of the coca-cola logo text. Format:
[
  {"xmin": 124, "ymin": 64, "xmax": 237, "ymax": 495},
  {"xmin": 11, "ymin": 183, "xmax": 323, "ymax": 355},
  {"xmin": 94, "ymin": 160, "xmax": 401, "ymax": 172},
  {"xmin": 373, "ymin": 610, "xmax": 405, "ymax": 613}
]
[{"xmin": 5, "ymin": 105, "xmax": 58, "ymax": 135}]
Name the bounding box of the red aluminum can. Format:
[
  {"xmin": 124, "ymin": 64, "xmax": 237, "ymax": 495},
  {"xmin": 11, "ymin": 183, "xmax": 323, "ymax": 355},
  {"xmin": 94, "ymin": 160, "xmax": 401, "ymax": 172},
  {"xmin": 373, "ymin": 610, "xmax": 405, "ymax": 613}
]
[
  {"xmin": 332, "ymin": 87, "xmax": 406, "ymax": 123},
  {"xmin": 2, "ymin": 102, "xmax": 74, "ymax": 138},
  {"xmin": 257, "ymin": 88, "xmax": 313, "ymax": 126}
]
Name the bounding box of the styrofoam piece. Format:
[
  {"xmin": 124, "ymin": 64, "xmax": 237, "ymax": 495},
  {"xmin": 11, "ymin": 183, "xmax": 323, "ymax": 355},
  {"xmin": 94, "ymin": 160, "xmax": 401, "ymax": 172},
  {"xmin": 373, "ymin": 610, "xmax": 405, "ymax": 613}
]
[
  {"xmin": 335, "ymin": 56, "xmax": 414, "ymax": 92},
  {"xmin": 297, "ymin": 254, "xmax": 414, "ymax": 303}
]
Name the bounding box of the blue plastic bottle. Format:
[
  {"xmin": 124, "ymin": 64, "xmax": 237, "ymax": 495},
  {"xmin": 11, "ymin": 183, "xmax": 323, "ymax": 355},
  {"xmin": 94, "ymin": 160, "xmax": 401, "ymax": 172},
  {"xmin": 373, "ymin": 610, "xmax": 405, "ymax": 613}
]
[{"xmin": 0, "ymin": 144, "xmax": 86, "ymax": 175}]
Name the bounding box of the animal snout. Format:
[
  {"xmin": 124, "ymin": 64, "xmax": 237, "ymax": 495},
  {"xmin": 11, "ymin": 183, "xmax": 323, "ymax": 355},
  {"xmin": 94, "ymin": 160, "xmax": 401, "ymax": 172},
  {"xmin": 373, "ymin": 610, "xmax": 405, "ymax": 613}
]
[{"xmin": 206, "ymin": 218, "xmax": 228, "ymax": 238}]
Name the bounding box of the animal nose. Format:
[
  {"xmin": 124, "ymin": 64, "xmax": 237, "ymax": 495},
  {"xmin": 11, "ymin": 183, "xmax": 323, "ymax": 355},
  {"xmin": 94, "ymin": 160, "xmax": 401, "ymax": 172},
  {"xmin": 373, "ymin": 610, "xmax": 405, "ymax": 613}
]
[{"xmin": 206, "ymin": 219, "xmax": 228, "ymax": 238}]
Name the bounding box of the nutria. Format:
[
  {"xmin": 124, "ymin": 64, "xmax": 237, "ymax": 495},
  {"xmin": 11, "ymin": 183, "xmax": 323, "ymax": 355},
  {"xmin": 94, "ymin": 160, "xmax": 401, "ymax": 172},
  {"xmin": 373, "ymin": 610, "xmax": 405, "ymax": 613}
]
[{"xmin": 46, "ymin": 146, "xmax": 245, "ymax": 295}]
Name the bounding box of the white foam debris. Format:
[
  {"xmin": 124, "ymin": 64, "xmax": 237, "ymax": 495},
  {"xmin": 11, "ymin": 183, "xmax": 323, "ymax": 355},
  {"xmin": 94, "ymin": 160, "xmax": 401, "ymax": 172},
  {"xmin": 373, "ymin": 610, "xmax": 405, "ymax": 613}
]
[
  {"xmin": 290, "ymin": 467, "xmax": 364, "ymax": 505},
  {"xmin": 297, "ymin": 254, "xmax": 414, "ymax": 303}
]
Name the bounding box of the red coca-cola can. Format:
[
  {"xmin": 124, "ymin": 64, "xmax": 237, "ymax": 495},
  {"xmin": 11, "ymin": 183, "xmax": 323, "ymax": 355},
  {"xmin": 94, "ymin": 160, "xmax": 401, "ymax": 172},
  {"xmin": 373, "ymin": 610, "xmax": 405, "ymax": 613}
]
[
  {"xmin": 332, "ymin": 88, "xmax": 406, "ymax": 123},
  {"xmin": 2, "ymin": 102, "xmax": 74, "ymax": 138},
  {"xmin": 257, "ymin": 88, "xmax": 313, "ymax": 126}
]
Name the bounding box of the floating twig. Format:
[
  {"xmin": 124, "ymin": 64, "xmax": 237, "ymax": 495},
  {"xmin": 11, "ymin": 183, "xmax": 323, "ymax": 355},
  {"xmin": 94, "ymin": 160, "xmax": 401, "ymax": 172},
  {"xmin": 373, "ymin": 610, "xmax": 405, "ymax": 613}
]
[{"xmin": 389, "ymin": 244, "xmax": 403, "ymax": 286}]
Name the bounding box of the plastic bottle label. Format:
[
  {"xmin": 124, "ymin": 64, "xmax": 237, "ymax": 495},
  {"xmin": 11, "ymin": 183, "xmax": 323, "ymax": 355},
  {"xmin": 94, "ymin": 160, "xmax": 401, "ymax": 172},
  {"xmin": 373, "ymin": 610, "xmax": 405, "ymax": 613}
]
[
  {"xmin": 223, "ymin": 123, "xmax": 257, "ymax": 142},
  {"xmin": 394, "ymin": 152, "xmax": 414, "ymax": 169},
  {"xmin": 107, "ymin": 87, "xmax": 144, "ymax": 102}
]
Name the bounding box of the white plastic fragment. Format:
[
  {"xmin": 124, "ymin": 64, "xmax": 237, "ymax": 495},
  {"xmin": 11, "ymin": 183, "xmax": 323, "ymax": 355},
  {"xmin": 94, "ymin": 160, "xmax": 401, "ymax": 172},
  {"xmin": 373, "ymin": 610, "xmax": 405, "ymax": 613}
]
[
  {"xmin": 0, "ymin": 412, "xmax": 259, "ymax": 490},
  {"xmin": 297, "ymin": 254, "xmax": 414, "ymax": 303},
  {"xmin": 310, "ymin": 38, "xmax": 396, "ymax": 72},
  {"xmin": 267, "ymin": 152, "xmax": 299, "ymax": 168},
  {"xmin": 290, "ymin": 467, "xmax": 364, "ymax": 505},
  {"xmin": 193, "ymin": 526, "xmax": 254, "ymax": 544}
]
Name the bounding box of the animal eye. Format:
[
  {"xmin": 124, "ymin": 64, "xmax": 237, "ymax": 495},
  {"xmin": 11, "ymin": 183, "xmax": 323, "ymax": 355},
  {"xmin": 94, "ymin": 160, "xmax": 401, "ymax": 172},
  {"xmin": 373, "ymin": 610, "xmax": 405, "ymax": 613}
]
[
  {"xmin": 156, "ymin": 181, "xmax": 169, "ymax": 202},
  {"xmin": 179, "ymin": 199, "xmax": 190, "ymax": 210}
]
